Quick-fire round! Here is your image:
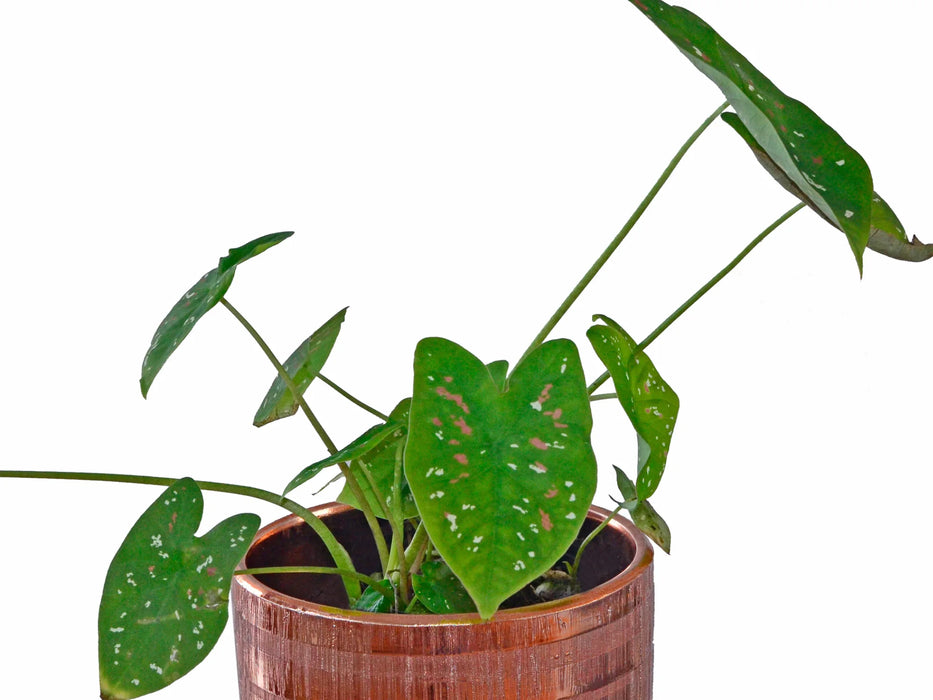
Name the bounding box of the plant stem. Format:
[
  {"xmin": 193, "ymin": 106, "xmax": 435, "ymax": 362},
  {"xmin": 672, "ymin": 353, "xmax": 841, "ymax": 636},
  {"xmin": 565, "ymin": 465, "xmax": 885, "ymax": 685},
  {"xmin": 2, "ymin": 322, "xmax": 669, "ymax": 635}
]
[
  {"xmin": 234, "ymin": 565, "xmax": 387, "ymax": 592},
  {"xmin": 0, "ymin": 469, "xmax": 363, "ymax": 602},
  {"xmin": 589, "ymin": 392, "xmax": 619, "ymax": 402},
  {"xmin": 569, "ymin": 503, "xmax": 625, "ymax": 580},
  {"xmin": 587, "ymin": 201, "xmax": 806, "ymax": 394},
  {"xmin": 317, "ymin": 373, "xmax": 389, "ymax": 421},
  {"xmin": 219, "ymin": 297, "xmax": 390, "ymax": 572},
  {"xmin": 514, "ymin": 100, "xmax": 729, "ymax": 371}
]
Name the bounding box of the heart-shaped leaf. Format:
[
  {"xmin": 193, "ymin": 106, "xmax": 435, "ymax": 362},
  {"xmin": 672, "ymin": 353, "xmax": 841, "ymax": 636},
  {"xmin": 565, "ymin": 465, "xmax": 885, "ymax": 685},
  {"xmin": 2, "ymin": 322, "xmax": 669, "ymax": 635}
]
[
  {"xmin": 411, "ymin": 560, "xmax": 477, "ymax": 614},
  {"xmin": 350, "ymin": 580, "xmax": 395, "ymax": 613},
  {"xmin": 722, "ymin": 112, "xmax": 933, "ymax": 263},
  {"xmin": 587, "ymin": 315, "xmax": 678, "ymax": 500},
  {"xmin": 406, "ymin": 337, "xmax": 597, "ymax": 619},
  {"xmin": 253, "ymin": 307, "xmax": 347, "ymax": 426},
  {"xmin": 614, "ymin": 466, "xmax": 671, "ymax": 554},
  {"xmin": 140, "ymin": 232, "xmax": 294, "ymax": 397},
  {"xmin": 630, "ymin": 0, "xmax": 873, "ymax": 272},
  {"xmin": 98, "ymin": 478, "xmax": 260, "ymax": 700}
]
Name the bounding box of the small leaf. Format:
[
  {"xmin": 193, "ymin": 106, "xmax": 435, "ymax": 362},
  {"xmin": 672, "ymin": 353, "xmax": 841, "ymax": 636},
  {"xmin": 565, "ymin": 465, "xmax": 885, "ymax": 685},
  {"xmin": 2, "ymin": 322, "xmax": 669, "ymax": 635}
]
[
  {"xmin": 98, "ymin": 478, "xmax": 260, "ymax": 699},
  {"xmin": 253, "ymin": 307, "xmax": 348, "ymax": 427},
  {"xmin": 283, "ymin": 418, "xmax": 402, "ymax": 496},
  {"xmin": 140, "ymin": 231, "xmax": 294, "ymax": 397},
  {"xmin": 614, "ymin": 466, "xmax": 671, "ymax": 554},
  {"xmin": 350, "ymin": 580, "xmax": 395, "ymax": 613},
  {"xmin": 587, "ymin": 315, "xmax": 679, "ymax": 500},
  {"xmin": 217, "ymin": 231, "xmax": 293, "ymax": 274},
  {"xmin": 722, "ymin": 113, "xmax": 933, "ymax": 263},
  {"xmin": 486, "ymin": 360, "xmax": 509, "ymax": 391},
  {"xmin": 406, "ymin": 338, "xmax": 597, "ymax": 619},
  {"xmin": 630, "ymin": 0, "xmax": 873, "ymax": 272},
  {"xmin": 411, "ymin": 560, "xmax": 477, "ymax": 614}
]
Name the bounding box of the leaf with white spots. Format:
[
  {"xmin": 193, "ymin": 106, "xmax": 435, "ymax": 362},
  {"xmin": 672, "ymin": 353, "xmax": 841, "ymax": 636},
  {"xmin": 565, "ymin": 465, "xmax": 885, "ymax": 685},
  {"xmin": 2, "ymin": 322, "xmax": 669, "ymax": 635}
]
[
  {"xmin": 412, "ymin": 560, "xmax": 477, "ymax": 614},
  {"xmin": 406, "ymin": 337, "xmax": 597, "ymax": 619},
  {"xmin": 139, "ymin": 231, "xmax": 294, "ymax": 397},
  {"xmin": 253, "ymin": 307, "xmax": 347, "ymax": 426},
  {"xmin": 630, "ymin": 0, "xmax": 873, "ymax": 273},
  {"xmin": 98, "ymin": 478, "xmax": 260, "ymax": 699},
  {"xmin": 722, "ymin": 113, "xmax": 933, "ymax": 263},
  {"xmin": 587, "ymin": 315, "xmax": 678, "ymax": 500},
  {"xmin": 614, "ymin": 466, "xmax": 671, "ymax": 554}
]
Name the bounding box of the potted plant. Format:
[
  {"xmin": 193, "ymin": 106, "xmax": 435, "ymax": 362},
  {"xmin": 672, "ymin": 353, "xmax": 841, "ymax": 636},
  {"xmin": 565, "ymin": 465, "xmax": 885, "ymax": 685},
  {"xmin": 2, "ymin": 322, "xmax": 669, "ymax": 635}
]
[{"xmin": 1, "ymin": 0, "xmax": 932, "ymax": 696}]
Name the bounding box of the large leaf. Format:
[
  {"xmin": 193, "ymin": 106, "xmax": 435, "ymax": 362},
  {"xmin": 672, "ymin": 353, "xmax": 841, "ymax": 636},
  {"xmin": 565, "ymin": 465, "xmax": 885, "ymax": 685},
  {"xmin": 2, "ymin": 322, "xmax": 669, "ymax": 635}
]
[
  {"xmin": 140, "ymin": 232, "xmax": 294, "ymax": 397},
  {"xmin": 630, "ymin": 0, "xmax": 873, "ymax": 272},
  {"xmin": 253, "ymin": 307, "xmax": 347, "ymax": 426},
  {"xmin": 722, "ymin": 112, "xmax": 933, "ymax": 263},
  {"xmin": 587, "ymin": 315, "xmax": 678, "ymax": 500},
  {"xmin": 406, "ymin": 337, "xmax": 597, "ymax": 619},
  {"xmin": 614, "ymin": 466, "xmax": 671, "ymax": 554},
  {"xmin": 98, "ymin": 478, "xmax": 260, "ymax": 699}
]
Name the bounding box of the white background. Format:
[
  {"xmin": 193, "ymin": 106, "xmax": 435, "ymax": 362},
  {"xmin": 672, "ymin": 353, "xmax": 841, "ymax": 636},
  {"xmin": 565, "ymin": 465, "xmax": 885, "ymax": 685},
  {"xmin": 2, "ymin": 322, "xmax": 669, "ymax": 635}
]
[{"xmin": 1, "ymin": 1, "xmax": 930, "ymax": 698}]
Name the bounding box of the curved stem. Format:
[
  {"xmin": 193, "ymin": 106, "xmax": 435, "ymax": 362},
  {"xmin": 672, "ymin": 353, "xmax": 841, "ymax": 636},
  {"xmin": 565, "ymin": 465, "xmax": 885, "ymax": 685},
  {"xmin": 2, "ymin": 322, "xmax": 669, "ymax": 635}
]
[
  {"xmin": 234, "ymin": 566, "xmax": 388, "ymax": 592},
  {"xmin": 569, "ymin": 503, "xmax": 625, "ymax": 580},
  {"xmin": 0, "ymin": 469, "xmax": 363, "ymax": 602},
  {"xmin": 587, "ymin": 202, "xmax": 805, "ymax": 395},
  {"xmin": 514, "ymin": 100, "xmax": 729, "ymax": 371},
  {"xmin": 317, "ymin": 373, "xmax": 389, "ymax": 421}
]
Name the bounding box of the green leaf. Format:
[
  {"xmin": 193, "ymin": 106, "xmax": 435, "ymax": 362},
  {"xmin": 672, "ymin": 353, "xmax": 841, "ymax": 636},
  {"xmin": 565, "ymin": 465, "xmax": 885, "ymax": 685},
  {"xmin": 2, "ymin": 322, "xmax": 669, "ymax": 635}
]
[
  {"xmin": 253, "ymin": 307, "xmax": 347, "ymax": 427},
  {"xmin": 217, "ymin": 231, "xmax": 293, "ymax": 274},
  {"xmin": 350, "ymin": 580, "xmax": 395, "ymax": 613},
  {"xmin": 722, "ymin": 113, "xmax": 933, "ymax": 263},
  {"xmin": 337, "ymin": 398, "xmax": 418, "ymax": 520},
  {"xmin": 614, "ymin": 466, "xmax": 671, "ymax": 554},
  {"xmin": 630, "ymin": 0, "xmax": 873, "ymax": 272},
  {"xmin": 98, "ymin": 478, "xmax": 260, "ymax": 700},
  {"xmin": 486, "ymin": 360, "xmax": 510, "ymax": 391},
  {"xmin": 411, "ymin": 560, "xmax": 477, "ymax": 614},
  {"xmin": 283, "ymin": 418, "xmax": 402, "ymax": 496},
  {"xmin": 140, "ymin": 232, "xmax": 294, "ymax": 398},
  {"xmin": 587, "ymin": 315, "xmax": 679, "ymax": 500},
  {"xmin": 406, "ymin": 337, "xmax": 597, "ymax": 619}
]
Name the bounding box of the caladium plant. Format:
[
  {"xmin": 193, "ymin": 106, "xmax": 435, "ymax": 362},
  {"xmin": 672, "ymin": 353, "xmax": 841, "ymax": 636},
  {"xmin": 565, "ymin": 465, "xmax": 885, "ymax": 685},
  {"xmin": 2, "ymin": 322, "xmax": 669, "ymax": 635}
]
[{"xmin": 2, "ymin": 2, "xmax": 930, "ymax": 697}]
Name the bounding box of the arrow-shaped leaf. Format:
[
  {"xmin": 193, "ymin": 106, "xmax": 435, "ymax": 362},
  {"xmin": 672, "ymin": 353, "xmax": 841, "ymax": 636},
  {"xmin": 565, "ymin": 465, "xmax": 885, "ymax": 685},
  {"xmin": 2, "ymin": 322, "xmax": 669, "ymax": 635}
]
[
  {"xmin": 722, "ymin": 112, "xmax": 933, "ymax": 263},
  {"xmin": 629, "ymin": 0, "xmax": 873, "ymax": 272},
  {"xmin": 614, "ymin": 466, "xmax": 671, "ymax": 554},
  {"xmin": 587, "ymin": 315, "xmax": 678, "ymax": 500},
  {"xmin": 406, "ymin": 337, "xmax": 597, "ymax": 619},
  {"xmin": 140, "ymin": 232, "xmax": 294, "ymax": 397},
  {"xmin": 98, "ymin": 478, "xmax": 260, "ymax": 699},
  {"xmin": 253, "ymin": 307, "xmax": 347, "ymax": 426}
]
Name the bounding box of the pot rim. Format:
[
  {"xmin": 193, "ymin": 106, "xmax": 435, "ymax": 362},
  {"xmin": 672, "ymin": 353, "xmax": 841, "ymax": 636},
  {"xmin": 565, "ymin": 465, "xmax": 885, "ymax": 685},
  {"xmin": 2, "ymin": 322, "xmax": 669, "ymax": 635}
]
[{"xmin": 233, "ymin": 502, "xmax": 653, "ymax": 627}]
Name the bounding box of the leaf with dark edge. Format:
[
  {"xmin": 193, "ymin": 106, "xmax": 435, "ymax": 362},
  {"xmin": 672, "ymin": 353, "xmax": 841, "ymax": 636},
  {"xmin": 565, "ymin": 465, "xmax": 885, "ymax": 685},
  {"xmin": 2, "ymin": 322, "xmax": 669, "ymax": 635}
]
[
  {"xmin": 338, "ymin": 398, "xmax": 418, "ymax": 520},
  {"xmin": 98, "ymin": 478, "xmax": 260, "ymax": 699},
  {"xmin": 140, "ymin": 231, "xmax": 295, "ymax": 398},
  {"xmin": 722, "ymin": 112, "xmax": 933, "ymax": 263},
  {"xmin": 253, "ymin": 307, "xmax": 348, "ymax": 427},
  {"xmin": 614, "ymin": 466, "xmax": 671, "ymax": 554},
  {"xmin": 411, "ymin": 560, "xmax": 477, "ymax": 614},
  {"xmin": 587, "ymin": 315, "xmax": 678, "ymax": 500},
  {"xmin": 629, "ymin": 0, "xmax": 873, "ymax": 273},
  {"xmin": 406, "ymin": 337, "xmax": 597, "ymax": 619},
  {"xmin": 283, "ymin": 418, "xmax": 402, "ymax": 496}
]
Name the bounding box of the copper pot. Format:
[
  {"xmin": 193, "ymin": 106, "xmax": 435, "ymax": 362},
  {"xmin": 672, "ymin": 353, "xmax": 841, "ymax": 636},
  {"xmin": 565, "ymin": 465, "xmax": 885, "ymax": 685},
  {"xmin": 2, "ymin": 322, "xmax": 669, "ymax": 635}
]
[{"xmin": 232, "ymin": 503, "xmax": 654, "ymax": 699}]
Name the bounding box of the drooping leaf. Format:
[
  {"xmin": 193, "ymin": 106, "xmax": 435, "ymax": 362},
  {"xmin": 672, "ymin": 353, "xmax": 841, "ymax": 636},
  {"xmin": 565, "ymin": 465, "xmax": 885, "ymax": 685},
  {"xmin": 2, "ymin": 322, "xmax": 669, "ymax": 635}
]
[
  {"xmin": 337, "ymin": 398, "xmax": 418, "ymax": 519},
  {"xmin": 406, "ymin": 337, "xmax": 597, "ymax": 619},
  {"xmin": 283, "ymin": 418, "xmax": 402, "ymax": 496},
  {"xmin": 411, "ymin": 560, "xmax": 477, "ymax": 614},
  {"xmin": 587, "ymin": 315, "xmax": 678, "ymax": 500},
  {"xmin": 722, "ymin": 112, "xmax": 933, "ymax": 263},
  {"xmin": 253, "ymin": 307, "xmax": 347, "ymax": 427},
  {"xmin": 98, "ymin": 478, "xmax": 260, "ymax": 700},
  {"xmin": 614, "ymin": 466, "xmax": 671, "ymax": 554},
  {"xmin": 140, "ymin": 232, "xmax": 294, "ymax": 397},
  {"xmin": 630, "ymin": 0, "xmax": 873, "ymax": 272}
]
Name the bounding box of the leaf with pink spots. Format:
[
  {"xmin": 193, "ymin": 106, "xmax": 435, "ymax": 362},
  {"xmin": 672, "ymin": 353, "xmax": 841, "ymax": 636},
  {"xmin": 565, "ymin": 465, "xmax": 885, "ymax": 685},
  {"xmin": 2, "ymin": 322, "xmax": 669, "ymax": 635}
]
[{"xmin": 406, "ymin": 338, "xmax": 596, "ymax": 619}]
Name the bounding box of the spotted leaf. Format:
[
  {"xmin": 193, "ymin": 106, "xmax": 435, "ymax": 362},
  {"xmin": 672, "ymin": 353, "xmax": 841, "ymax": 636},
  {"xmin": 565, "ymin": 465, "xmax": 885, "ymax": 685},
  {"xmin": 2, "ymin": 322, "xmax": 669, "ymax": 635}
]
[
  {"xmin": 406, "ymin": 337, "xmax": 597, "ymax": 619},
  {"xmin": 98, "ymin": 478, "xmax": 260, "ymax": 699},
  {"xmin": 140, "ymin": 232, "xmax": 293, "ymax": 397},
  {"xmin": 630, "ymin": 0, "xmax": 874, "ymax": 272},
  {"xmin": 253, "ymin": 307, "xmax": 347, "ymax": 426},
  {"xmin": 587, "ymin": 315, "xmax": 678, "ymax": 500},
  {"xmin": 614, "ymin": 466, "xmax": 671, "ymax": 554},
  {"xmin": 722, "ymin": 112, "xmax": 933, "ymax": 263}
]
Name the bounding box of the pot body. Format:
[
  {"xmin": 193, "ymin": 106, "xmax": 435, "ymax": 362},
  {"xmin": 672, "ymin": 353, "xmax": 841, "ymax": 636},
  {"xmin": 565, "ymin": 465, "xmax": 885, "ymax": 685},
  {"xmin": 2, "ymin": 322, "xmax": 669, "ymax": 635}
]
[{"xmin": 232, "ymin": 503, "xmax": 654, "ymax": 699}]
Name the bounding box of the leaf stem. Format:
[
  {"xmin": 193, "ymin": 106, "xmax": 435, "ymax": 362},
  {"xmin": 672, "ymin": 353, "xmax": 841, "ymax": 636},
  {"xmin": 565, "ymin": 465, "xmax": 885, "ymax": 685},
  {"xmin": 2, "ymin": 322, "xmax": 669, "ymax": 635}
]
[
  {"xmin": 514, "ymin": 100, "xmax": 729, "ymax": 371},
  {"xmin": 234, "ymin": 565, "xmax": 387, "ymax": 592},
  {"xmin": 569, "ymin": 503, "xmax": 625, "ymax": 580},
  {"xmin": 317, "ymin": 373, "xmax": 389, "ymax": 421},
  {"xmin": 587, "ymin": 201, "xmax": 806, "ymax": 394},
  {"xmin": 0, "ymin": 469, "xmax": 363, "ymax": 602}
]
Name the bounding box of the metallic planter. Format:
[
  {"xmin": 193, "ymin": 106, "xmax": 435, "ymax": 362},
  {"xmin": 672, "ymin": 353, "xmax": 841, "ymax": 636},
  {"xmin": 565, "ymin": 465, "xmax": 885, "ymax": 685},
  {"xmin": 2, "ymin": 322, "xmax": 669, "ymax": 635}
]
[{"xmin": 232, "ymin": 503, "xmax": 654, "ymax": 699}]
